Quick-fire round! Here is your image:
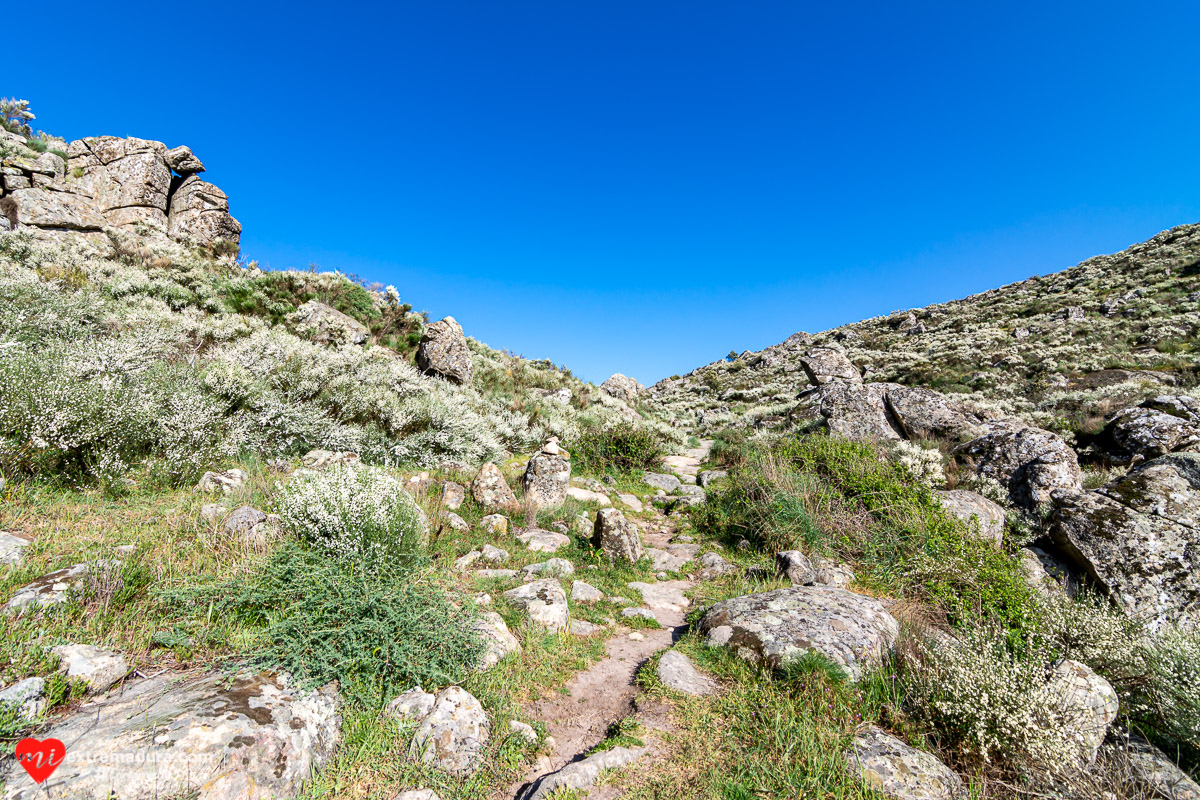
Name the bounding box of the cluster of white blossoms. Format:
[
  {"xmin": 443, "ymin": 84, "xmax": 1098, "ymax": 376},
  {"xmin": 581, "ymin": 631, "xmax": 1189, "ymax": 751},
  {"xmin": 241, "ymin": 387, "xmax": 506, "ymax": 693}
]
[
  {"xmin": 277, "ymin": 464, "xmax": 427, "ymax": 564},
  {"xmin": 890, "ymin": 439, "xmax": 946, "ymax": 489}
]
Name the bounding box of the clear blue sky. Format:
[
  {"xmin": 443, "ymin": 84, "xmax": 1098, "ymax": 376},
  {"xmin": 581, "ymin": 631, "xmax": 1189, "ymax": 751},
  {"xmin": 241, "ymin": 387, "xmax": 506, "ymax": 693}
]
[{"xmin": 9, "ymin": 1, "xmax": 1200, "ymax": 384}]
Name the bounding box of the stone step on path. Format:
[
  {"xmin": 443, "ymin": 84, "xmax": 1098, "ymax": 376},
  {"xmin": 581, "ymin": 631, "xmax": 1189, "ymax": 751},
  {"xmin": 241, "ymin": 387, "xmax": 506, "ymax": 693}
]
[
  {"xmin": 508, "ymin": 486, "xmax": 701, "ymax": 799},
  {"xmin": 660, "ymin": 439, "xmax": 713, "ymax": 485}
]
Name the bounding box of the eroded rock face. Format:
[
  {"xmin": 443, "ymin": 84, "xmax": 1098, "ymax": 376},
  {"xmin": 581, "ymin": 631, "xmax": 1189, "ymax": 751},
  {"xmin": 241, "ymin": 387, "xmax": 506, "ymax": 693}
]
[
  {"xmin": 819, "ymin": 382, "xmax": 901, "ymax": 441},
  {"xmin": 800, "ymin": 345, "xmax": 861, "ymax": 386},
  {"xmin": 3, "ymin": 670, "xmax": 341, "ymax": 800},
  {"xmin": 165, "ymin": 145, "xmax": 205, "ymax": 174},
  {"xmin": 394, "ymin": 686, "xmax": 489, "ymax": 775},
  {"xmin": 472, "ymin": 463, "xmax": 518, "ymax": 512},
  {"xmin": 472, "ymin": 612, "xmax": 520, "ymax": 671},
  {"xmin": 844, "ymin": 725, "xmax": 966, "ymax": 800},
  {"xmin": 601, "ymin": 373, "xmax": 644, "ymax": 403},
  {"xmin": 954, "ymin": 425, "xmax": 1082, "ymax": 509},
  {"xmin": 1047, "ymin": 659, "xmax": 1118, "ymax": 764},
  {"xmin": 935, "ymin": 489, "xmax": 1005, "ymax": 547},
  {"xmin": 1102, "ymin": 395, "xmax": 1200, "ymax": 464},
  {"xmin": 699, "ymin": 586, "xmax": 899, "ymax": 681},
  {"xmin": 883, "ymin": 384, "xmax": 983, "ymax": 442},
  {"xmin": 69, "ymin": 136, "xmax": 172, "ymax": 228},
  {"xmin": 167, "ymin": 175, "xmax": 241, "ymax": 246},
  {"xmin": 592, "ymin": 508, "xmax": 644, "ymax": 563},
  {"xmin": 416, "ymin": 317, "xmax": 473, "ymax": 385},
  {"xmin": 295, "ymin": 300, "xmax": 369, "ymax": 346},
  {"xmin": 1049, "ymin": 453, "xmax": 1200, "ymax": 627},
  {"xmin": 522, "ymin": 449, "xmax": 571, "ymax": 509},
  {"xmin": 502, "ymin": 579, "xmax": 570, "ymax": 631}
]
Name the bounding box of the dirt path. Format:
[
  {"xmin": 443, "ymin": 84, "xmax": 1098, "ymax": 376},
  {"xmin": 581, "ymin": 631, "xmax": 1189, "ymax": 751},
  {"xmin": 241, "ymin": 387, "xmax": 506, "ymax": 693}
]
[{"xmin": 506, "ymin": 443, "xmax": 711, "ymax": 799}]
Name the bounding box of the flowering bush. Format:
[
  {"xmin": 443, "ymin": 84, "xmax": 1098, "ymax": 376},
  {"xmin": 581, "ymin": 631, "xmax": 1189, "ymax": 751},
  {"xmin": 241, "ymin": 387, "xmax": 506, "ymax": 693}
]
[{"xmin": 277, "ymin": 465, "xmax": 427, "ymax": 566}]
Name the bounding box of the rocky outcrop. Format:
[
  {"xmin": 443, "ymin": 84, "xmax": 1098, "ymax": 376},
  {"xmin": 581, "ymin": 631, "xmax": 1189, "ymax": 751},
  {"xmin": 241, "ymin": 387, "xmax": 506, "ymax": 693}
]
[
  {"xmin": 844, "ymin": 725, "xmax": 966, "ymax": 800},
  {"xmin": 472, "ymin": 463, "xmax": 518, "ymax": 512},
  {"xmin": 1101, "ymin": 395, "xmax": 1200, "ymax": 464},
  {"xmin": 819, "ymin": 382, "xmax": 900, "ymax": 441},
  {"xmin": 167, "ymin": 175, "xmax": 242, "ymax": 245},
  {"xmin": 699, "ymin": 586, "xmax": 899, "ymax": 681},
  {"xmin": 3, "ymin": 670, "xmax": 341, "ymax": 800},
  {"xmin": 954, "ymin": 425, "xmax": 1082, "ymax": 509},
  {"xmin": 1049, "ymin": 453, "xmax": 1200, "ymax": 628},
  {"xmin": 601, "ymin": 373, "xmax": 644, "ymax": 403},
  {"xmin": 592, "ymin": 508, "xmax": 644, "ymax": 563},
  {"xmin": 295, "ymin": 300, "xmax": 369, "ymax": 346},
  {"xmin": 935, "ymin": 489, "xmax": 1005, "ymax": 547},
  {"xmin": 522, "ymin": 444, "xmax": 572, "ymax": 509},
  {"xmin": 416, "ymin": 316, "xmax": 473, "ymax": 385},
  {"xmin": 883, "ymin": 384, "xmax": 984, "ymax": 442},
  {"xmin": 800, "ymin": 345, "xmax": 861, "ymax": 386}
]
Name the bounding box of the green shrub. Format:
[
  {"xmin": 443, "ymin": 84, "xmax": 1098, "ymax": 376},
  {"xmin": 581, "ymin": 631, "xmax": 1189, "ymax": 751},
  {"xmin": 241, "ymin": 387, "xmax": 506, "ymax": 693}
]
[
  {"xmin": 277, "ymin": 464, "xmax": 428, "ymax": 566},
  {"xmin": 166, "ymin": 543, "xmax": 483, "ymax": 707},
  {"xmin": 569, "ymin": 421, "xmax": 665, "ymax": 474}
]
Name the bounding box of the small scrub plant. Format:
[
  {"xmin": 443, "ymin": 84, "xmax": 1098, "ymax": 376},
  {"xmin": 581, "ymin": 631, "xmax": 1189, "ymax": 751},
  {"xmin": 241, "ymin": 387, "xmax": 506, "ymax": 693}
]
[
  {"xmin": 570, "ymin": 421, "xmax": 665, "ymax": 475},
  {"xmin": 277, "ymin": 464, "xmax": 428, "ymax": 566},
  {"xmin": 0, "ymin": 98, "xmax": 35, "ymax": 137}
]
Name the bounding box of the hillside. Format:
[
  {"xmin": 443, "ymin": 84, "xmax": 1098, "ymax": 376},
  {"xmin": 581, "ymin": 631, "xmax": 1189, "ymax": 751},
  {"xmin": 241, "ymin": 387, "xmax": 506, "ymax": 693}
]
[{"xmin": 0, "ymin": 114, "xmax": 1197, "ymax": 800}]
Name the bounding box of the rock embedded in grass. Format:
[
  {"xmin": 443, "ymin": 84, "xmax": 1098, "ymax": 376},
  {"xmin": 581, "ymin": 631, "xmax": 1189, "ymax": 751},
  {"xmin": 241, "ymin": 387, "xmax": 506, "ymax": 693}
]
[
  {"xmin": 194, "ymin": 468, "xmax": 247, "ymax": 493},
  {"xmin": 472, "ymin": 612, "xmax": 521, "ymax": 671},
  {"xmin": 440, "ymin": 481, "xmax": 466, "ymax": 510},
  {"xmin": 472, "ymin": 463, "xmax": 518, "ymax": 512},
  {"xmin": 657, "ymin": 650, "xmax": 718, "ymax": 696},
  {"xmin": 517, "ymin": 745, "xmax": 646, "ymax": 800},
  {"xmin": 0, "ymin": 677, "xmax": 45, "ymax": 721},
  {"xmin": 642, "ymin": 472, "xmax": 683, "ymax": 493},
  {"xmin": 403, "ymin": 686, "xmax": 490, "ymax": 775},
  {"xmin": 503, "ymin": 579, "xmax": 570, "ymax": 631},
  {"xmin": 934, "ymin": 489, "xmax": 1005, "ymax": 547},
  {"xmin": 479, "ymin": 513, "xmax": 509, "ymax": 535},
  {"xmin": 592, "ymin": 508, "xmax": 644, "ymax": 563},
  {"xmin": 517, "ymin": 528, "xmax": 571, "ymax": 553},
  {"xmin": 571, "ymin": 580, "xmax": 603, "ymax": 602},
  {"xmin": 0, "ymin": 532, "xmax": 31, "ymax": 566},
  {"xmin": 844, "ymin": 724, "xmax": 966, "ymax": 800},
  {"xmin": 51, "ymin": 644, "xmax": 127, "ymax": 693}
]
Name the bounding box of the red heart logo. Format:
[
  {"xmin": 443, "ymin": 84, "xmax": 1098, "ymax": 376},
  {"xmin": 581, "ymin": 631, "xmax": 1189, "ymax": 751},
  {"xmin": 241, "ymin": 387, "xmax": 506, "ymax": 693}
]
[{"xmin": 14, "ymin": 737, "xmax": 66, "ymax": 784}]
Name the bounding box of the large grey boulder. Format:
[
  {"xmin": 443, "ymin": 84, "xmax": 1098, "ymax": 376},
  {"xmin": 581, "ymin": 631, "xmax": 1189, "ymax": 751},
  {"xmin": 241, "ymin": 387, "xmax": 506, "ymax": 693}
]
[
  {"xmin": 392, "ymin": 686, "xmax": 489, "ymax": 775},
  {"xmin": 643, "ymin": 472, "xmax": 683, "ymax": 493},
  {"xmin": 883, "ymin": 384, "xmax": 984, "ymax": 442},
  {"xmin": 699, "ymin": 586, "xmax": 899, "ymax": 681},
  {"xmin": 800, "ymin": 345, "xmax": 861, "ymax": 386},
  {"xmin": 471, "ymin": 462, "xmax": 518, "ymax": 512},
  {"xmin": 68, "ymin": 136, "xmax": 172, "ymax": 228},
  {"xmin": 600, "ymin": 373, "xmax": 644, "ymax": 403},
  {"xmin": 3, "ymin": 670, "xmax": 341, "ymax": 800},
  {"xmin": 7, "ymin": 187, "xmax": 104, "ymax": 230},
  {"xmin": 1102, "ymin": 395, "xmax": 1200, "ymax": 464},
  {"xmin": 935, "ymin": 489, "xmax": 1005, "ymax": 547},
  {"xmin": 166, "ymin": 175, "xmax": 242, "ymax": 246},
  {"xmin": 1046, "ymin": 658, "xmax": 1118, "ymax": 764},
  {"xmin": 819, "ymin": 382, "xmax": 901, "ymax": 441},
  {"xmin": 844, "ymin": 725, "xmax": 966, "ymax": 800},
  {"xmin": 1049, "ymin": 453, "xmax": 1200, "ymax": 628},
  {"xmin": 592, "ymin": 508, "xmax": 644, "ymax": 563},
  {"xmin": 416, "ymin": 316, "xmax": 473, "ymax": 385},
  {"xmin": 502, "ymin": 579, "xmax": 570, "ymax": 631},
  {"xmin": 522, "ymin": 447, "xmax": 571, "ymax": 509},
  {"xmin": 954, "ymin": 425, "xmax": 1082, "ymax": 509},
  {"xmin": 295, "ymin": 300, "xmax": 369, "ymax": 346}
]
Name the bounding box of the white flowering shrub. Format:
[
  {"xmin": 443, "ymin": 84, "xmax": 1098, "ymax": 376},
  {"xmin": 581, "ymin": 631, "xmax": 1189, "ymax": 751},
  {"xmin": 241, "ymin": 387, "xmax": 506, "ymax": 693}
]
[
  {"xmin": 890, "ymin": 439, "xmax": 946, "ymax": 489},
  {"xmin": 1137, "ymin": 625, "xmax": 1200, "ymax": 750},
  {"xmin": 277, "ymin": 465, "xmax": 427, "ymax": 565}
]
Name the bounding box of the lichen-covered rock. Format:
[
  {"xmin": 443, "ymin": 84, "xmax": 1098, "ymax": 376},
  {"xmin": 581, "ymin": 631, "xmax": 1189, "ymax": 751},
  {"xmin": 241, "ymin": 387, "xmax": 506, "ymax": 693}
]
[
  {"xmin": 935, "ymin": 489, "xmax": 1005, "ymax": 547},
  {"xmin": 0, "ymin": 677, "xmax": 46, "ymax": 722},
  {"xmin": 167, "ymin": 175, "xmax": 242, "ymax": 246},
  {"xmin": 883, "ymin": 384, "xmax": 983, "ymax": 442},
  {"xmin": 221, "ymin": 506, "xmax": 278, "ymax": 548},
  {"xmin": 6, "ymin": 561, "xmax": 120, "ymax": 614},
  {"xmin": 571, "ymin": 580, "xmax": 604, "ymax": 602},
  {"xmin": 8, "ymin": 187, "xmax": 104, "ymax": 230},
  {"xmin": 1049, "ymin": 452, "xmax": 1200, "ymax": 628},
  {"xmin": 403, "ymin": 686, "xmax": 489, "ymax": 775},
  {"xmin": 441, "ymin": 481, "xmax": 466, "ymax": 510},
  {"xmin": 416, "ymin": 316, "xmax": 473, "ymax": 385},
  {"xmin": 51, "ymin": 644, "xmax": 127, "ymax": 693},
  {"xmin": 502, "ymin": 579, "xmax": 570, "ymax": 631},
  {"xmin": 776, "ymin": 550, "xmax": 816, "ymax": 584},
  {"xmin": 954, "ymin": 424, "xmax": 1082, "ymax": 509},
  {"xmin": 69, "ymin": 136, "xmax": 172, "ymax": 228},
  {"xmin": 600, "ymin": 373, "xmax": 644, "ymax": 403},
  {"xmin": 592, "ymin": 507, "xmax": 644, "ymax": 563},
  {"xmin": 844, "ymin": 725, "xmax": 966, "ymax": 800},
  {"xmin": 3, "ymin": 670, "xmax": 341, "ymax": 800},
  {"xmin": 521, "ymin": 558, "xmax": 575, "ymax": 579},
  {"xmin": 479, "ymin": 513, "xmax": 509, "ymax": 534},
  {"xmin": 516, "ymin": 745, "xmax": 645, "ymax": 800},
  {"xmin": 522, "ymin": 449, "xmax": 571, "ymax": 509},
  {"xmin": 1102, "ymin": 395, "xmax": 1200, "ymax": 463},
  {"xmin": 195, "ymin": 468, "xmax": 247, "ymax": 493},
  {"xmin": 300, "ymin": 449, "xmax": 360, "ymax": 470},
  {"xmin": 516, "ymin": 529, "xmax": 570, "ymax": 553},
  {"xmin": 165, "ymin": 145, "xmax": 205, "ymax": 174},
  {"xmin": 295, "ymin": 300, "xmax": 369, "ymax": 346},
  {"xmin": 698, "ymin": 469, "xmax": 728, "ymax": 487},
  {"xmin": 800, "ymin": 345, "xmax": 861, "ymax": 385},
  {"xmin": 472, "ymin": 463, "xmax": 518, "ymax": 512},
  {"xmin": 472, "ymin": 612, "xmax": 521, "ymax": 671},
  {"xmin": 1047, "ymin": 659, "xmax": 1119, "ymax": 763},
  {"xmin": 699, "ymin": 586, "xmax": 899, "ymax": 681},
  {"xmin": 696, "ymin": 550, "xmax": 736, "ymax": 580},
  {"xmin": 1119, "ymin": 733, "xmax": 1200, "ymax": 800},
  {"xmin": 819, "ymin": 382, "xmax": 901, "ymax": 441},
  {"xmin": 642, "ymin": 472, "xmax": 682, "ymax": 493}
]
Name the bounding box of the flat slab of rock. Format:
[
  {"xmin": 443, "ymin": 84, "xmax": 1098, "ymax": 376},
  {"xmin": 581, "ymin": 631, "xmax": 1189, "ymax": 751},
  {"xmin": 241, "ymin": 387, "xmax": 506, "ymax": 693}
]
[
  {"xmin": 0, "ymin": 532, "xmax": 31, "ymax": 566},
  {"xmin": 565, "ymin": 486, "xmax": 611, "ymax": 506},
  {"xmin": 503, "ymin": 579, "xmax": 570, "ymax": 631},
  {"xmin": 522, "ymin": 558, "xmax": 575, "ymax": 580},
  {"xmin": 699, "ymin": 586, "xmax": 899, "ymax": 681},
  {"xmin": 845, "ymin": 725, "xmax": 965, "ymax": 800},
  {"xmin": 3, "ymin": 670, "xmax": 341, "ymax": 800},
  {"xmin": 616, "ymin": 493, "xmax": 644, "ymax": 512},
  {"xmin": 6, "ymin": 562, "xmax": 119, "ymax": 613},
  {"xmin": 643, "ymin": 472, "xmax": 683, "ymax": 493},
  {"xmin": 516, "ymin": 745, "xmax": 645, "ymax": 800},
  {"xmin": 52, "ymin": 644, "xmax": 127, "ymax": 693},
  {"xmin": 571, "ymin": 580, "xmax": 603, "ymax": 602},
  {"xmin": 657, "ymin": 650, "xmax": 718, "ymax": 696},
  {"xmin": 645, "ymin": 546, "xmax": 691, "ymax": 572},
  {"xmin": 516, "ymin": 529, "xmax": 571, "ymax": 553},
  {"xmin": 627, "ymin": 581, "xmax": 689, "ymax": 616}
]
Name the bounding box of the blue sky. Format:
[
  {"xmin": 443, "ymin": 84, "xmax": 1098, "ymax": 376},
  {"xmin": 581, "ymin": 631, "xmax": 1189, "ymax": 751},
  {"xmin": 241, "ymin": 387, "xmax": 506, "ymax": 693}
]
[{"xmin": 9, "ymin": 1, "xmax": 1200, "ymax": 384}]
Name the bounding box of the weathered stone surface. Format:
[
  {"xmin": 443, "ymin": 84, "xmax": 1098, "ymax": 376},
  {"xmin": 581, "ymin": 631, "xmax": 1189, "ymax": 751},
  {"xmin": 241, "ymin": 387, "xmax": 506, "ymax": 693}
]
[
  {"xmin": 592, "ymin": 508, "xmax": 644, "ymax": 563},
  {"xmin": 480, "ymin": 544, "xmax": 508, "ymax": 562},
  {"xmin": 8, "ymin": 187, "xmax": 104, "ymax": 230},
  {"xmin": 221, "ymin": 506, "xmax": 278, "ymax": 548},
  {"xmin": 1047, "ymin": 659, "xmax": 1118, "ymax": 763},
  {"xmin": 800, "ymin": 345, "xmax": 861, "ymax": 386},
  {"xmin": 0, "ymin": 532, "xmax": 31, "ymax": 566},
  {"xmin": 643, "ymin": 472, "xmax": 683, "ymax": 493},
  {"xmin": 441, "ymin": 481, "xmax": 466, "ymax": 510},
  {"xmin": 1120, "ymin": 733, "xmax": 1200, "ymax": 800},
  {"xmin": 165, "ymin": 145, "xmax": 205, "ymax": 174},
  {"xmin": 819, "ymin": 382, "xmax": 901, "ymax": 441},
  {"xmin": 0, "ymin": 677, "xmax": 46, "ymax": 721},
  {"xmin": 6, "ymin": 562, "xmax": 118, "ymax": 613},
  {"xmin": 883, "ymin": 384, "xmax": 984, "ymax": 442},
  {"xmin": 479, "ymin": 513, "xmax": 509, "ymax": 534},
  {"xmin": 600, "ymin": 373, "xmax": 644, "ymax": 403},
  {"xmin": 696, "ymin": 551, "xmax": 736, "ymax": 580},
  {"xmin": 616, "ymin": 493, "xmax": 644, "ymax": 512},
  {"xmin": 516, "ymin": 529, "xmax": 570, "ymax": 553},
  {"xmin": 622, "ymin": 606, "xmax": 658, "ymax": 621},
  {"xmin": 395, "ymin": 791, "xmax": 442, "ymax": 800},
  {"xmin": 699, "ymin": 586, "xmax": 899, "ymax": 680},
  {"xmin": 195, "ymin": 468, "xmax": 247, "ymax": 493},
  {"xmin": 52, "ymin": 644, "xmax": 127, "ymax": 693},
  {"xmin": 935, "ymin": 489, "xmax": 1005, "ymax": 547},
  {"xmin": 521, "ymin": 558, "xmax": 575, "ymax": 579},
  {"xmin": 66, "ymin": 137, "xmax": 172, "ymax": 228},
  {"xmin": 845, "ymin": 724, "xmax": 966, "ymax": 800},
  {"xmin": 503, "ymin": 579, "xmax": 570, "ymax": 631},
  {"xmin": 698, "ymin": 469, "xmax": 728, "ymax": 487},
  {"xmin": 570, "ymin": 580, "xmax": 603, "ymax": 602},
  {"xmin": 565, "ymin": 486, "xmax": 611, "ymax": 506},
  {"xmin": 522, "ymin": 450, "xmax": 571, "ymax": 509},
  {"xmin": 416, "ymin": 316, "xmax": 473, "ymax": 385},
  {"xmin": 646, "ymin": 546, "xmax": 690, "ymax": 572},
  {"xmin": 657, "ymin": 650, "xmax": 718, "ymax": 696},
  {"xmin": 300, "ymin": 449, "xmax": 359, "ymax": 470},
  {"xmin": 472, "ymin": 463, "xmax": 518, "ymax": 512},
  {"xmin": 1050, "ymin": 453, "xmax": 1200, "ymax": 627},
  {"xmin": 443, "ymin": 512, "xmax": 470, "ymax": 532},
  {"xmin": 516, "ymin": 745, "xmax": 645, "ymax": 800},
  {"xmin": 3, "ymin": 670, "xmax": 341, "ymax": 800},
  {"xmin": 294, "ymin": 299, "xmax": 368, "ymax": 346},
  {"xmin": 776, "ymin": 550, "xmax": 816, "ymax": 584},
  {"xmin": 569, "ymin": 619, "xmax": 603, "ymax": 636},
  {"xmin": 167, "ymin": 175, "xmax": 241, "ymax": 245},
  {"xmin": 628, "ymin": 581, "xmax": 689, "ymax": 615},
  {"xmin": 812, "ymin": 558, "xmax": 855, "ymax": 588},
  {"xmin": 472, "ymin": 611, "xmax": 521, "ymax": 671},
  {"xmin": 954, "ymin": 425, "xmax": 1082, "ymax": 509},
  {"xmin": 402, "ymin": 686, "xmax": 489, "ymax": 775},
  {"xmin": 1102, "ymin": 395, "xmax": 1200, "ymax": 463}
]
